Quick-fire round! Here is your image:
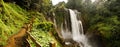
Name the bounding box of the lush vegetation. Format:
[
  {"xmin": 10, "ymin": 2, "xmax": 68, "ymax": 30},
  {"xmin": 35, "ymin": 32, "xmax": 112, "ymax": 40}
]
[
  {"xmin": 66, "ymin": 0, "xmax": 120, "ymax": 47},
  {"xmin": 0, "ymin": 0, "xmax": 120, "ymax": 47},
  {"xmin": 29, "ymin": 21, "xmax": 61, "ymax": 47},
  {"xmin": 0, "ymin": 1, "xmax": 28, "ymax": 45},
  {"xmin": 0, "ymin": 0, "xmax": 60, "ymax": 47}
]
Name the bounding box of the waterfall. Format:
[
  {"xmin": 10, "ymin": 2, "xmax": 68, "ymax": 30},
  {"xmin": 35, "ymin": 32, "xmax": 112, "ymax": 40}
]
[
  {"xmin": 69, "ymin": 9, "xmax": 92, "ymax": 47},
  {"xmin": 61, "ymin": 9, "xmax": 92, "ymax": 47}
]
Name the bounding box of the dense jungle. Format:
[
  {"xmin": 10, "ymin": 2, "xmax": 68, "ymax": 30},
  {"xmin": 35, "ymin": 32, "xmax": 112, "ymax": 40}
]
[{"xmin": 0, "ymin": 0, "xmax": 120, "ymax": 47}]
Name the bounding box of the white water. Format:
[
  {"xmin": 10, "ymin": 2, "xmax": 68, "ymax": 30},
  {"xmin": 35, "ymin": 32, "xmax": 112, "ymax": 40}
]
[
  {"xmin": 69, "ymin": 9, "xmax": 82, "ymax": 42},
  {"xmin": 61, "ymin": 9, "xmax": 92, "ymax": 47}
]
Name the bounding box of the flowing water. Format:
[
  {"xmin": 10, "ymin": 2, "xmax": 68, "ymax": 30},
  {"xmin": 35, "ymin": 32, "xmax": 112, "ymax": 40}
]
[{"xmin": 61, "ymin": 9, "xmax": 92, "ymax": 47}]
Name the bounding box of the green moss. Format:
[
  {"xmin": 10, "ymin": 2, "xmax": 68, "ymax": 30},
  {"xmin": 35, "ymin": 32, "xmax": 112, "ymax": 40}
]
[
  {"xmin": 0, "ymin": 0, "xmax": 62, "ymax": 47},
  {"xmin": 30, "ymin": 29, "xmax": 61, "ymax": 47},
  {"xmin": 0, "ymin": 1, "xmax": 28, "ymax": 46},
  {"xmin": 37, "ymin": 22, "xmax": 53, "ymax": 31}
]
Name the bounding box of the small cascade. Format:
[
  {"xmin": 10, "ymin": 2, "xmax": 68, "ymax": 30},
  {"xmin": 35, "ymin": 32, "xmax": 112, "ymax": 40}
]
[{"xmin": 61, "ymin": 9, "xmax": 92, "ymax": 47}]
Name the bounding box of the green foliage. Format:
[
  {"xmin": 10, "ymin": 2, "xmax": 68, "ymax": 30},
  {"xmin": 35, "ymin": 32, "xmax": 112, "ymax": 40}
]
[
  {"xmin": 37, "ymin": 22, "xmax": 53, "ymax": 31},
  {"xmin": 0, "ymin": 0, "xmax": 62, "ymax": 47},
  {"xmin": 31, "ymin": 29, "xmax": 52, "ymax": 47},
  {"xmin": 30, "ymin": 29, "xmax": 61, "ymax": 47},
  {"xmin": 0, "ymin": 0, "xmax": 29, "ymax": 46},
  {"xmin": 53, "ymin": 2, "xmax": 69, "ymax": 27},
  {"xmin": 27, "ymin": 39, "xmax": 36, "ymax": 47},
  {"xmin": 29, "ymin": 18, "xmax": 61, "ymax": 47},
  {"xmin": 66, "ymin": 0, "xmax": 120, "ymax": 47}
]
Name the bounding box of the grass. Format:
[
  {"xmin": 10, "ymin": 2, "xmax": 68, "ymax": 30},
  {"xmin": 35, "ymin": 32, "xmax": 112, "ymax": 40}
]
[
  {"xmin": 0, "ymin": 1, "xmax": 61, "ymax": 47},
  {"xmin": 0, "ymin": 1, "xmax": 28, "ymax": 46}
]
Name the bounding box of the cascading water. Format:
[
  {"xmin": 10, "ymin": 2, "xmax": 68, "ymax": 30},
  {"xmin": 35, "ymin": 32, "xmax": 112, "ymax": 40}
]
[{"xmin": 61, "ymin": 9, "xmax": 92, "ymax": 47}]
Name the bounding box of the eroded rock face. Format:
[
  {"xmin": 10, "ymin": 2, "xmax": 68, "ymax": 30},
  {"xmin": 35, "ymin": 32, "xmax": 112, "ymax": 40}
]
[
  {"xmin": 54, "ymin": 7, "xmax": 86, "ymax": 46},
  {"xmin": 54, "ymin": 8, "xmax": 70, "ymax": 29}
]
